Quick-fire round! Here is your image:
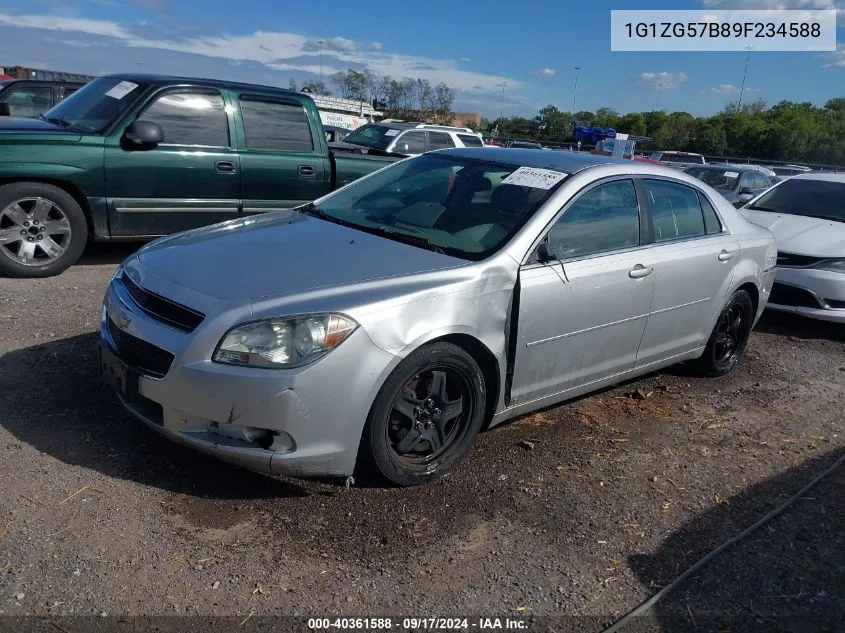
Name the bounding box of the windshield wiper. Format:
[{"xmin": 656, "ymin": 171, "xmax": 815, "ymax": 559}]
[
  {"xmin": 745, "ymin": 205, "xmax": 780, "ymax": 212},
  {"xmin": 40, "ymin": 115, "xmax": 82, "ymax": 132}
]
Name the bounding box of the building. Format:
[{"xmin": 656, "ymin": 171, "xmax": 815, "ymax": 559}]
[
  {"xmin": 449, "ymin": 111, "xmax": 482, "ymax": 128},
  {"xmin": 0, "ymin": 65, "xmax": 97, "ymax": 82}
]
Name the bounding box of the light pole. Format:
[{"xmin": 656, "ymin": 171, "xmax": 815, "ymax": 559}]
[
  {"xmin": 497, "ymin": 81, "xmax": 506, "ymax": 119},
  {"xmin": 317, "ymin": 39, "xmax": 325, "ymax": 85},
  {"xmin": 571, "ymin": 65, "xmax": 581, "ymax": 114},
  {"xmin": 656, "ymin": 81, "xmax": 663, "ymax": 110},
  {"xmin": 738, "ymin": 44, "xmax": 753, "ymax": 108}
]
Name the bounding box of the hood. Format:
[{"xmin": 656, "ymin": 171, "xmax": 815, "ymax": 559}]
[
  {"xmin": 0, "ymin": 116, "xmax": 78, "ymax": 134},
  {"xmin": 137, "ymin": 210, "xmax": 466, "ymax": 301},
  {"xmin": 740, "ymin": 209, "xmax": 845, "ymax": 258}
]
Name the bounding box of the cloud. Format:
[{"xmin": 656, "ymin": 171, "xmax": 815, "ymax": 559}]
[
  {"xmin": 632, "ymin": 71, "xmax": 688, "ymax": 90},
  {"xmin": 822, "ymin": 40, "xmax": 845, "ymax": 66},
  {"xmin": 132, "ymin": 0, "xmax": 168, "ymax": 7},
  {"xmin": 711, "ymin": 83, "xmax": 740, "ymax": 94},
  {"xmin": 536, "ymin": 67, "xmax": 556, "ymax": 76},
  {"xmin": 460, "ymin": 57, "xmax": 471, "ymax": 62},
  {"xmin": 0, "ymin": 11, "xmax": 519, "ymax": 93},
  {"xmin": 699, "ymin": 0, "xmax": 845, "ymax": 26}
]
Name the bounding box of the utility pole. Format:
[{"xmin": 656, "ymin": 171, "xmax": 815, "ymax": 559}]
[
  {"xmin": 497, "ymin": 81, "xmax": 506, "ymax": 119},
  {"xmin": 571, "ymin": 65, "xmax": 581, "ymax": 114},
  {"xmin": 738, "ymin": 44, "xmax": 753, "ymax": 108},
  {"xmin": 657, "ymin": 81, "xmax": 663, "ymax": 110},
  {"xmin": 318, "ymin": 39, "xmax": 325, "ymax": 86}
]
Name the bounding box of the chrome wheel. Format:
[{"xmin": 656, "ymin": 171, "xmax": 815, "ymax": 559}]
[{"xmin": 0, "ymin": 197, "xmax": 72, "ymax": 266}]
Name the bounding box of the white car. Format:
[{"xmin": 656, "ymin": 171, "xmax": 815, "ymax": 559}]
[{"xmin": 741, "ymin": 173, "xmax": 845, "ymax": 323}]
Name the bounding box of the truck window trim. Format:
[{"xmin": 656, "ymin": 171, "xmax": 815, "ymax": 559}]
[{"xmin": 238, "ymin": 93, "xmax": 318, "ymax": 154}]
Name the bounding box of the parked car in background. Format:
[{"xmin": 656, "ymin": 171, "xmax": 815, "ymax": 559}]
[
  {"xmin": 99, "ymin": 149, "xmax": 776, "ymax": 487},
  {"xmin": 685, "ymin": 164, "xmax": 775, "ymax": 207},
  {"xmin": 650, "ymin": 151, "xmax": 707, "ymax": 169},
  {"xmin": 0, "ymin": 74, "xmax": 398, "ymax": 278},
  {"xmin": 506, "ymin": 141, "xmax": 544, "ymax": 149},
  {"xmin": 0, "ymin": 79, "xmax": 85, "ymax": 118},
  {"xmin": 323, "ymin": 125, "xmax": 350, "ymax": 143},
  {"xmin": 332, "ymin": 121, "xmax": 484, "ymax": 157},
  {"xmin": 771, "ymin": 164, "xmax": 813, "ymax": 178},
  {"xmin": 740, "ymin": 173, "xmax": 845, "ymax": 323}
]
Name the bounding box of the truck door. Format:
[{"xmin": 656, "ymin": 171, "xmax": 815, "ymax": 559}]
[
  {"xmin": 104, "ymin": 86, "xmax": 241, "ymax": 236},
  {"xmin": 234, "ymin": 93, "xmax": 330, "ymax": 216}
]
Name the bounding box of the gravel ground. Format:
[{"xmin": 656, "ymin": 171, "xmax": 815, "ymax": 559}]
[{"xmin": 0, "ymin": 244, "xmax": 843, "ymax": 632}]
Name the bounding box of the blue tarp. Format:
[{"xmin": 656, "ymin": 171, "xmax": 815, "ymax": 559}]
[{"xmin": 573, "ymin": 126, "xmax": 617, "ymax": 143}]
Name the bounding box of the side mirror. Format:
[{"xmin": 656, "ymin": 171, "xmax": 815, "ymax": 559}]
[
  {"xmin": 738, "ymin": 186, "xmax": 754, "ymax": 196},
  {"xmin": 122, "ymin": 120, "xmax": 163, "ymax": 149},
  {"xmin": 0, "ymin": 103, "xmax": 10, "ymax": 116}
]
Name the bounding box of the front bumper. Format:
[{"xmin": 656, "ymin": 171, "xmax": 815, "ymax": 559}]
[
  {"xmin": 767, "ymin": 267, "xmax": 845, "ymax": 324},
  {"xmin": 99, "ymin": 268, "xmax": 399, "ymax": 478}
]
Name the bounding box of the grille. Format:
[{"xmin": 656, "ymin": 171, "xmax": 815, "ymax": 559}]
[
  {"xmin": 769, "ymin": 282, "xmax": 823, "ymax": 309},
  {"xmin": 107, "ymin": 317, "xmax": 175, "ymax": 378},
  {"xmin": 776, "ymin": 252, "xmax": 824, "ymax": 268},
  {"xmin": 120, "ymin": 274, "xmax": 205, "ymax": 333}
]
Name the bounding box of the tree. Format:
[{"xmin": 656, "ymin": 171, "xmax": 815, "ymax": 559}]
[
  {"xmin": 594, "ymin": 107, "xmax": 619, "ymax": 128},
  {"xmin": 288, "ymin": 78, "xmax": 297, "ymax": 91},
  {"xmin": 433, "ymin": 82, "xmax": 455, "ymax": 123},
  {"xmin": 300, "ymin": 80, "xmax": 330, "ymax": 95},
  {"xmin": 824, "ymin": 97, "xmax": 845, "ymax": 111}
]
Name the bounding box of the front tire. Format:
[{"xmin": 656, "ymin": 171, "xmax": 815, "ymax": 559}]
[
  {"xmin": 359, "ymin": 342, "xmax": 486, "ymax": 487},
  {"xmin": 0, "ymin": 182, "xmax": 88, "ymax": 278},
  {"xmin": 695, "ymin": 289, "xmax": 754, "ymax": 377}
]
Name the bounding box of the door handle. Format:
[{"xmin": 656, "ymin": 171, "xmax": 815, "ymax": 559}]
[
  {"xmin": 628, "ymin": 264, "xmax": 653, "ymax": 279},
  {"xmin": 215, "ymin": 160, "xmax": 237, "ymax": 174},
  {"xmin": 298, "ymin": 165, "xmax": 316, "ymax": 177},
  {"xmin": 718, "ymin": 250, "xmax": 734, "ymax": 262}
]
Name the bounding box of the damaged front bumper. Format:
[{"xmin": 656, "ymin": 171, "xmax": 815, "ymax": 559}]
[{"xmin": 99, "ymin": 274, "xmax": 398, "ymax": 479}]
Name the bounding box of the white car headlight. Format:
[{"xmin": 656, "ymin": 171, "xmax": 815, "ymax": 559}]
[
  {"xmin": 213, "ymin": 313, "xmax": 357, "ymax": 369},
  {"xmin": 815, "ymin": 259, "xmax": 845, "ymax": 273}
]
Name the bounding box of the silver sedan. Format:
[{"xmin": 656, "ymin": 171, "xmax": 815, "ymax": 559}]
[{"xmin": 99, "ymin": 149, "xmax": 777, "ymax": 486}]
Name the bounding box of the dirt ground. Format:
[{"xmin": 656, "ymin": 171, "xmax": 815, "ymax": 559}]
[{"xmin": 0, "ymin": 243, "xmax": 843, "ymax": 633}]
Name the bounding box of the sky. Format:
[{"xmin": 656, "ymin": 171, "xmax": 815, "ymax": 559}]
[{"xmin": 0, "ymin": 0, "xmax": 843, "ymax": 119}]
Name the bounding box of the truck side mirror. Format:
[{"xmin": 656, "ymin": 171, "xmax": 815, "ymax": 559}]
[{"xmin": 122, "ymin": 120, "xmax": 164, "ymax": 149}]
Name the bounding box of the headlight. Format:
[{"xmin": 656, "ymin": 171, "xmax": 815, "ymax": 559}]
[
  {"xmin": 212, "ymin": 313, "xmax": 357, "ymax": 369},
  {"xmin": 814, "ymin": 259, "xmax": 845, "ymax": 273}
]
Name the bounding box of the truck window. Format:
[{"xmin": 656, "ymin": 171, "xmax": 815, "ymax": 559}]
[
  {"xmin": 138, "ymin": 90, "xmax": 228, "ymax": 147},
  {"xmin": 239, "ymin": 97, "xmax": 314, "ymax": 152},
  {"xmin": 2, "ymin": 86, "xmax": 53, "ymax": 117},
  {"xmin": 427, "ymin": 131, "xmax": 455, "ymax": 150},
  {"xmin": 395, "ymin": 131, "xmax": 426, "ymax": 154}
]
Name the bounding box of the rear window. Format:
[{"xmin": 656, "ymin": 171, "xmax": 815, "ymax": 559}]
[
  {"xmin": 747, "ymin": 178, "xmax": 845, "ymax": 223},
  {"xmin": 239, "ymin": 97, "xmax": 314, "ymax": 152},
  {"xmin": 458, "ymin": 134, "xmax": 483, "ymax": 147}
]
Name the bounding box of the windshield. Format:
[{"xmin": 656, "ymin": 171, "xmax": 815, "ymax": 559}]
[
  {"xmin": 341, "ymin": 124, "xmax": 399, "ymax": 150},
  {"xmin": 686, "ymin": 167, "xmax": 740, "ymax": 191},
  {"xmin": 305, "ymin": 153, "xmax": 566, "ymax": 260},
  {"xmin": 41, "ymin": 77, "xmax": 149, "ymax": 133},
  {"xmin": 747, "ymin": 178, "xmax": 845, "ymax": 222}
]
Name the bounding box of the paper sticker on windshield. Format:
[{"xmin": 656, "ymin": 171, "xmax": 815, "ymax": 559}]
[
  {"xmin": 501, "ymin": 166, "xmax": 567, "ymax": 189},
  {"xmin": 384, "ymin": 129, "xmax": 400, "ymax": 136},
  {"xmin": 724, "ymin": 171, "xmax": 739, "ymax": 178},
  {"xmin": 105, "ymin": 81, "xmax": 139, "ymax": 100}
]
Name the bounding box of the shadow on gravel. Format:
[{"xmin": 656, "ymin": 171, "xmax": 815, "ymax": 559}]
[
  {"xmin": 755, "ymin": 310, "xmax": 845, "ymax": 344},
  {"xmin": 0, "ymin": 332, "xmax": 312, "ymax": 499},
  {"xmin": 76, "ymin": 242, "xmax": 145, "ymax": 267},
  {"xmin": 624, "ymin": 448, "xmax": 845, "ymax": 633}
]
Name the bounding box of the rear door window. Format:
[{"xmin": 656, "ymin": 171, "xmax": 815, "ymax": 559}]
[
  {"xmin": 642, "ymin": 179, "xmax": 706, "ymax": 242},
  {"xmin": 427, "ymin": 131, "xmax": 455, "ymax": 150},
  {"xmin": 395, "ymin": 131, "xmax": 426, "ymax": 154},
  {"xmin": 697, "ymin": 193, "xmax": 723, "ymax": 234},
  {"xmin": 239, "ymin": 97, "xmax": 314, "ymax": 152},
  {"xmin": 458, "ymin": 134, "xmax": 483, "ymax": 147}
]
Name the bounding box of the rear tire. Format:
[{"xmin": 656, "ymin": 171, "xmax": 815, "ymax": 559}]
[
  {"xmin": 694, "ymin": 289, "xmax": 754, "ymax": 377},
  {"xmin": 358, "ymin": 342, "xmax": 486, "ymax": 487},
  {"xmin": 0, "ymin": 182, "xmax": 88, "ymax": 278}
]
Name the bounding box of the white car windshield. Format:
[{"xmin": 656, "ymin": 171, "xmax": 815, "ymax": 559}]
[{"xmin": 747, "ymin": 178, "xmax": 845, "ymax": 223}]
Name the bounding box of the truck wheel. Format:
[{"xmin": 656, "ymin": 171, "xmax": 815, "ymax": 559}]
[{"xmin": 0, "ymin": 182, "xmax": 88, "ymax": 278}]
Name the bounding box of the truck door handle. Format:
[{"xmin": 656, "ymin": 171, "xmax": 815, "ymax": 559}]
[
  {"xmin": 628, "ymin": 264, "xmax": 653, "ymax": 279},
  {"xmin": 718, "ymin": 250, "xmax": 734, "ymax": 262},
  {"xmin": 215, "ymin": 161, "xmax": 237, "ymax": 174},
  {"xmin": 298, "ymin": 165, "xmax": 316, "ymax": 177}
]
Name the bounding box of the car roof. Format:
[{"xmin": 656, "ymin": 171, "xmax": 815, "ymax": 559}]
[
  {"xmin": 103, "ymin": 73, "xmax": 304, "ymax": 96},
  {"xmin": 691, "ymin": 164, "xmax": 757, "ymax": 173},
  {"xmin": 438, "ymin": 147, "xmax": 636, "ymax": 173},
  {"xmin": 791, "ymin": 173, "xmax": 845, "ymax": 183}
]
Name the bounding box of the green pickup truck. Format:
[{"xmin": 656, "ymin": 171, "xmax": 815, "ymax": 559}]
[{"xmin": 0, "ymin": 74, "xmax": 398, "ymax": 277}]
